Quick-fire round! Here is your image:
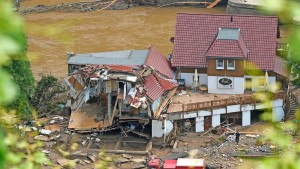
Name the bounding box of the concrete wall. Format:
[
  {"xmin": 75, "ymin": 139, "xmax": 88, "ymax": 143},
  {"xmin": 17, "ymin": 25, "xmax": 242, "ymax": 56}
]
[
  {"xmin": 152, "ymin": 120, "xmax": 173, "ymax": 138},
  {"xmin": 208, "ymin": 76, "xmax": 244, "ymax": 94},
  {"xmin": 272, "ymin": 106, "xmax": 285, "ymax": 122},
  {"xmin": 195, "ymin": 116, "xmax": 204, "ymax": 132},
  {"xmin": 244, "ymin": 75, "xmax": 276, "ymax": 92},
  {"xmin": 179, "ymin": 73, "xmax": 208, "ymax": 87},
  {"xmin": 242, "ymin": 110, "xmax": 251, "ymax": 126}
]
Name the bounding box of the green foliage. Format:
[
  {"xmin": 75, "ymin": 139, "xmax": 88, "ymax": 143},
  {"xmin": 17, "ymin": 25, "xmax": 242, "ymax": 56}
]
[
  {"xmin": 4, "ymin": 54, "xmax": 35, "ymax": 120},
  {"xmin": 0, "ymin": 0, "xmax": 52, "ymax": 168},
  {"xmin": 31, "ymin": 75, "xmax": 66, "ymax": 115},
  {"xmin": 0, "ymin": 0, "xmax": 23, "ymax": 104},
  {"xmin": 0, "ymin": 1, "xmax": 35, "ymax": 119}
]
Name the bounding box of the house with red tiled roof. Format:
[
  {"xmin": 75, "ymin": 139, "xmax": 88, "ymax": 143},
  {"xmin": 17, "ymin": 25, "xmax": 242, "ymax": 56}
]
[{"xmin": 172, "ymin": 13, "xmax": 288, "ymax": 94}]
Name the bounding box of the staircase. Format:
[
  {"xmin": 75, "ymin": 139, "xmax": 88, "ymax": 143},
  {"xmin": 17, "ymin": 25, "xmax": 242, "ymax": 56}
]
[{"xmin": 286, "ymin": 91, "xmax": 299, "ymax": 120}]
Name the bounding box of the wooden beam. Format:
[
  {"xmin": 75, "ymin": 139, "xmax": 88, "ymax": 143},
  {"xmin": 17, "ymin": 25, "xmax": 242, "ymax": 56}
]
[
  {"xmin": 110, "ymin": 98, "xmax": 119, "ymax": 125},
  {"xmin": 114, "ymin": 140, "xmax": 121, "ymax": 150}
]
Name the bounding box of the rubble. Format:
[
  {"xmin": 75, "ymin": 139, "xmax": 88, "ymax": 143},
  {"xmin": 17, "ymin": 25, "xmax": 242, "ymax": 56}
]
[
  {"xmin": 39, "ymin": 129, "xmax": 51, "ymax": 135},
  {"xmin": 132, "ymin": 164, "xmax": 146, "ymax": 169},
  {"xmin": 56, "ymin": 159, "xmax": 68, "ymax": 166},
  {"xmin": 87, "ymin": 153, "xmax": 97, "ymax": 162},
  {"xmin": 114, "ymin": 157, "xmax": 130, "ymax": 164},
  {"xmin": 131, "ymin": 158, "xmax": 146, "ymax": 163},
  {"xmin": 122, "ymin": 154, "xmax": 133, "ymax": 159},
  {"xmin": 34, "ymin": 135, "xmax": 50, "ymax": 141}
]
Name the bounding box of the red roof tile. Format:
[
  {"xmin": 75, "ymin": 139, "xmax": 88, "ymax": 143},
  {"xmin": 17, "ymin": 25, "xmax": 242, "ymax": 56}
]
[
  {"xmin": 172, "ymin": 14, "xmax": 278, "ymax": 71},
  {"xmin": 106, "ymin": 65, "xmax": 136, "ymax": 72},
  {"xmin": 145, "ymin": 46, "xmax": 174, "ymax": 79},
  {"xmin": 155, "ymin": 73, "xmax": 178, "ymax": 91},
  {"xmin": 144, "ymin": 74, "xmax": 164, "ymax": 101},
  {"xmin": 206, "ymin": 37, "xmax": 247, "ymax": 58}
]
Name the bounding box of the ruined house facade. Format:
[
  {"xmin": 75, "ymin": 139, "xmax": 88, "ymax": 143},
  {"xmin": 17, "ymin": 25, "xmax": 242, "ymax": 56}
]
[{"xmin": 65, "ymin": 46, "xmax": 177, "ymax": 138}]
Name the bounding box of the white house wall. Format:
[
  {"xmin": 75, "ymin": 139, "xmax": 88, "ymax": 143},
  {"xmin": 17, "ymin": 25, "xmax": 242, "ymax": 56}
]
[
  {"xmin": 272, "ymin": 106, "xmax": 285, "ymax": 122},
  {"xmin": 179, "ymin": 73, "xmax": 207, "ymax": 87},
  {"xmin": 242, "ymin": 110, "xmax": 251, "ymax": 126},
  {"xmin": 195, "ymin": 116, "xmax": 204, "ymax": 132},
  {"xmin": 208, "ymin": 76, "xmax": 244, "ymax": 94},
  {"xmin": 244, "ymin": 75, "xmax": 276, "ymax": 92}
]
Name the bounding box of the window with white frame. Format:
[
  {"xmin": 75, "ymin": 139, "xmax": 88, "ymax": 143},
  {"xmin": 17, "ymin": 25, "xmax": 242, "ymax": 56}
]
[
  {"xmin": 216, "ymin": 60, "xmax": 224, "ymax": 69},
  {"xmin": 227, "ymin": 60, "xmax": 235, "ymax": 70}
]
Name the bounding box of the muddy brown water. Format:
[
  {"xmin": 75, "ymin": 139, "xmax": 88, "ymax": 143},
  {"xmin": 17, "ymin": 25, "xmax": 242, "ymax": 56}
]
[{"xmin": 24, "ymin": 6, "xmax": 226, "ymax": 79}]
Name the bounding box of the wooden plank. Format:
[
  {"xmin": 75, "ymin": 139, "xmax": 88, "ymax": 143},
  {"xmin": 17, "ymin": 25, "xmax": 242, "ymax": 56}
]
[
  {"xmin": 145, "ymin": 141, "xmax": 152, "ymax": 152},
  {"xmin": 154, "ymin": 88, "xmax": 177, "ymax": 118},
  {"xmin": 206, "ymin": 0, "xmax": 221, "ymax": 8},
  {"xmin": 110, "ymin": 98, "xmax": 119, "ymax": 125},
  {"xmin": 114, "ymin": 140, "xmax": 121, "ymax": 150}
]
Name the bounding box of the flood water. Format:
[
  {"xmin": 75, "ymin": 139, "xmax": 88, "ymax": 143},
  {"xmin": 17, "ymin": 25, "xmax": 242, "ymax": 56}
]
[{"xmin": 24, "ymin": 6, "xmax": 226, "ymax": 78}]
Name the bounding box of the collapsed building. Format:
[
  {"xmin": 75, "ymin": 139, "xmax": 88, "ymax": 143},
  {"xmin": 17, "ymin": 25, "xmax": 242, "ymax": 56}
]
[{"xmin": 65, "ymin": 46, "xmax": 178, "ymax": 139}]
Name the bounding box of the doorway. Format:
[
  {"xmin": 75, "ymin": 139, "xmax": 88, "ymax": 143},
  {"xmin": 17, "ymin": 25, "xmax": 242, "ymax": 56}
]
[
  {"xmin": 245, "ymin": 78, "xmax": 252, "ymax": 91},
  {"xmin": 204, "ymin": 116, "xmax": 212, "ymax": 130}
]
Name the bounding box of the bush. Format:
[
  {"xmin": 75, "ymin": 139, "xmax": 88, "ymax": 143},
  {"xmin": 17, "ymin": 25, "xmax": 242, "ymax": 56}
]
[{"xmin": 31, "ymin": 75, "xmax": 66, "ymax": 116}]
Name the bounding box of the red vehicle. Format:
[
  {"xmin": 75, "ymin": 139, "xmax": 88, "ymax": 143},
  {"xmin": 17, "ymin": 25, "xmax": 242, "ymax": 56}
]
[{"xmin": 148, "ymin": 158, "xmax": 205, "ymax": 169}]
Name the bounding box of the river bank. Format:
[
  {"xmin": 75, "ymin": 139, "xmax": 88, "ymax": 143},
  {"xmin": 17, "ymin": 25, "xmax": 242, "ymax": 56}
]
[{"xmin": 18, "ymin": 0, "xmax": 227, "ymax": 14}]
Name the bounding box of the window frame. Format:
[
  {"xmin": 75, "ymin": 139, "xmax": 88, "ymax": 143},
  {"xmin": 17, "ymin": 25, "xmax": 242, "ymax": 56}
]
[
  {"xmin": 227, "ymin": 60, "xmax": 235, "ymax": 70},
  {"xmin": 216, "ymin": 59, "xmax": 224, "ymax": 70}
]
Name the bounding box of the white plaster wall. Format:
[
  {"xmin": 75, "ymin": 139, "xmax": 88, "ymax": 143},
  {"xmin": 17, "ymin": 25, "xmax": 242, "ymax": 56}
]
[
  {"xmin": 179, "ymin": 73, "xmax": 208, "ymax": 87},
  {"xmin": 198, "ymin": 110, "xmax": 212, "ymax": 117},
  {"xmin": 152, "ymin": 120, "xmax": 173, "ymax": 138},
  {"xmin": 244, "ymin": 76, "xmax": 276, "ymax": 92},
  {"xmin": 208, "ymin": 76, "xmax": 244, "ymax": 94},
  {"xmin": 242, "ymin": 110, "xmax": 251, "ymax": 126},
  {"xmin": 272, "ymin": 107, "xmax": 285, "ymax": 122},
  {"xmin": 212, "ymin": 114, "xmax": 221, "ymax": 127},
  {"xmin": 195, "ymin": 116, "xmax": 204, "ymax": 132},
  {"xmin": 183, "ymin": 111, "xmax": 198, "ymax": 119}
]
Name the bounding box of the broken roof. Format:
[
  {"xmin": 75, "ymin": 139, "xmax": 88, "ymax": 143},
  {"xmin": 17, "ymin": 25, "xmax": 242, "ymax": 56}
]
[
  {"xmin": 68, "ymin": 50, "xmax": 149, "ymax": 66},
  {"xmin": 145, "ymin": 46, "xmax": 175, "ymax": 79},
  {"xmin": 172, "ymin": 13, "xmax": 281, "ymax": 73},
  {"xmin": 144, "ymin": 74, "xmax": 164, "ymax": 101},
  {"xmin": 155, "ymin": 73, "xmax": 178, "ymax": 91}
]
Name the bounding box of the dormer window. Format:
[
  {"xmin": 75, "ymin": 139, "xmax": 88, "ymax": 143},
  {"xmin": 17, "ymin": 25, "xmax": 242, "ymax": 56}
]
[
  {"xmin": 216, "ymin": 60, "xmax": 224, "ymax": 69},
  {"xmin": 227, "ymin": 60, "xmax": 235, "ymax": 70}
]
